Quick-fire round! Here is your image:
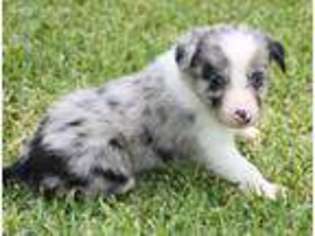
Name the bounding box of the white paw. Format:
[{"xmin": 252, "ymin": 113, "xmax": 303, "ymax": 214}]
[
  {"xmin": 237, "ymin": 127, "xmax": 261, "ymax": 143},
  {"xmin": 258, "ymin": 181, "xmax": 287, "ymax": 200},
  {"xmin": 239, "ymin": 178, "xmax": 287, "ymax": 200}
]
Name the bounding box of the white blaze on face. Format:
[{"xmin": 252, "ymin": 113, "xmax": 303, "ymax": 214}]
[
  {"xmin": 220, "ymin": 31, "xmax": 258, "ymax": 87},
  {"xmin": 217, "ymin": 31, "xmax": 260, "ymax": 128}
]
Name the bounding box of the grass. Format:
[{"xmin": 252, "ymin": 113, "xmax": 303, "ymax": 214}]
[{"xmin": 3, "ymin": 0, "xmax": 312, "ymax": 235}]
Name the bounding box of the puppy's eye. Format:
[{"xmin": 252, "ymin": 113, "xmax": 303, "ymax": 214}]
[
  {"xmin": 249, "ymin": 71, "xmax": 265, "ymax": 89},
  {"xmin": 202, "ymin": 65, "xmax": 225, "ymax": 91}
]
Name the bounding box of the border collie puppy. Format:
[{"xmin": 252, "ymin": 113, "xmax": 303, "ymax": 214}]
[{"xmin": 4, "ymin": 25, "xmax": 286, "ymax": 199}]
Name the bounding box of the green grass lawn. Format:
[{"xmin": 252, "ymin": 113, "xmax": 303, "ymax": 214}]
[{"xmin": 3, "ymin": 0, "xmax": 312, "ymax": 235}]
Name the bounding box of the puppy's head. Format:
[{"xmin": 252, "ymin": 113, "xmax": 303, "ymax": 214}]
[{"xmin": 175, "ymin": 25, "xmax": 285, "ymax": 129}]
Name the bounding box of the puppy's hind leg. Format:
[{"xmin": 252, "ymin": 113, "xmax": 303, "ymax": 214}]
[
  {"xmin": 88, "ymin": 142, "xmax": 136, "ymax": 198},
  {"xmin": 106, "ymin": 175, "xmax": 136, "ymax": 196},
  {"xmin": 96, "ymin": 167, "xmax": 136, "ymax": 197},
  {"xmin": 76, "ymin": 166, "xmax": 136, "ymax": 199}
]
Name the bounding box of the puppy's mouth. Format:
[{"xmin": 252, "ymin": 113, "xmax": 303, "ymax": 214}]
[
  {"xmin": 216, "ymin": 110, "xmax": 259, "ymax": 129},
  {"xmin": 219, "ymin": 118, "xmax": 255, "ymax": 129}
]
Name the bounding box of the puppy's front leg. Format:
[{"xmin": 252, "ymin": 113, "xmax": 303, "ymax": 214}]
[
  {"xmin": 196, "ymin": 129, "xmax": 284, "ymax": 200},
  {"xmin": 236, "ymin": 126, "xmax": 260, "ymax": 142}
]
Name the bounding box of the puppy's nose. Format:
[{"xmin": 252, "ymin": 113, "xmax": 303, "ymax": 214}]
[{"xmin": 234, "ymin": 109, "xmax": 251, "ymax": 125}]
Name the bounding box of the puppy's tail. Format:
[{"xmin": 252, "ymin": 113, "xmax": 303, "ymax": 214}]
[{"xmin": 3, "ymin": 157, "xmax": 31, "ymax": 186}]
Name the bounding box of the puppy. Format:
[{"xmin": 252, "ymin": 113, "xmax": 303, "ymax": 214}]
[{"xmin": 4, "ymin": 25, "xmax": 286, "ymax": 199}]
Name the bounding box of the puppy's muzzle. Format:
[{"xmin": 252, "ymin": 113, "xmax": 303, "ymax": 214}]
[{"xmin": 233, "ymin": 108, "xmax": 252, "ymax": 126}]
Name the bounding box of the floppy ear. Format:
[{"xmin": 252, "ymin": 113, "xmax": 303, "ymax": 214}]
[
  {"xmin": 268, "ymin": 40, "xmax": 286, "ymax": 73},
  {"xmin": 175, "ymin": 29, "xmax": 205, "ymax": 70}
]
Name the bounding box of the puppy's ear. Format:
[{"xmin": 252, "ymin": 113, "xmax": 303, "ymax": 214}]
[
  {"xmin": 268, "ymin": 40, "xmax": 286, "ymax": 73},
  {"xmin": 175, "ymin": 29, "xmax": 205, "ymax": 70}
]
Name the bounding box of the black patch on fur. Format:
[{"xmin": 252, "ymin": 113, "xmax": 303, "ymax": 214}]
[
  {"xmin": 190, "ymin": 42, "xmax": 202, "ymax": 67},
  {"xmin": 202, "ymin": 64, "xmax": 226, "ymax": 91},
  {"xmin": 249, "ymin": 71, "xmax": 265, "ymax": 90},
  {"xmin": 5, "ymin": 126, "xmax": 90, "ymax": 191},
  {"xmin": 67, "ymin": 119, "xmax": 84, "ymax": 127},
  {"xmin": 209, "ymin": 96, "xmax": 222, "ymax": 108},
  {"xmin": 154, "ymin": 146, "xmax": 174, "ymax": 162},
  {"xmin": 107, "ymin": 98, "xmax": 120, "ymax": 107},
  {"xmin": 66, "ymin": 175, "xmax": 89, "ymax": 187},
  {"xmin": 92, "ymin": 167, "xmax": 128, "ymax": 184},
  {"xmin": 6, "ymin": 132, "xmax": 69, "ymax": 191},
  {"xmin": 109, "ymin": 138, "xmax": 123, "ymax": 149},
  {"xmin": 141, "ymin": 125, "xmax": 154, "ymax": 145},
  {"xmin": 175, "ymin": 45, "xmax": 185, "ymax": 64},
  {"xmin": 176, "ymin": 37, "xmax": 203, "ymax": 69},
  {"xmin": 27, "ymin": 135, "xmax": 66, "ymax": 179}
]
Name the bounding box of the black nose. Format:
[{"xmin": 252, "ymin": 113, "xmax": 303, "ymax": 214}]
[{"xmin": 234, "ymin": 109, "xmax": 251, "ymax": 125}]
